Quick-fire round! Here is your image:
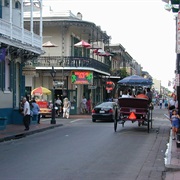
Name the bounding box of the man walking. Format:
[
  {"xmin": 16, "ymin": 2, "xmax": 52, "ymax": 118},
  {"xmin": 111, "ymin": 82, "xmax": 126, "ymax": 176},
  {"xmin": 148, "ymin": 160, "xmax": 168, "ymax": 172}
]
[{"xmin": 22, "ymin": 97, "xmax": 31, "ymax": 131}]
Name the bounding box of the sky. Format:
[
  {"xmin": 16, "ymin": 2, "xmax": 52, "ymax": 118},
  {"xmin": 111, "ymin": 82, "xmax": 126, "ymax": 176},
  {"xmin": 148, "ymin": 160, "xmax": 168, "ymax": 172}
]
[{"xmin": 43, "ymin": 0, "xmax": 177, "ymax": 91}]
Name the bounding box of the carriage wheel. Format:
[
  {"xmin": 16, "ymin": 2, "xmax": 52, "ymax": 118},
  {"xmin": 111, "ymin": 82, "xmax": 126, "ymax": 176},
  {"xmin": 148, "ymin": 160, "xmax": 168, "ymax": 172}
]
[
  {"xmin": 114, "ymin": 119, "xmax": 117, "ymax": 132},
  {"xmin": 114, "ymin": 111, "xmax": 118, "ymax": 132},
  {"xmin": 114, "ymin": 117, "xmax": 117, "ymax": 132},
  {"xmin": 147, "ymin": 111, "xmax": 150, "ymax": 133},
  {"xmin": 150, "ymin": 109, "xmax": 153, "ymax": 129}
]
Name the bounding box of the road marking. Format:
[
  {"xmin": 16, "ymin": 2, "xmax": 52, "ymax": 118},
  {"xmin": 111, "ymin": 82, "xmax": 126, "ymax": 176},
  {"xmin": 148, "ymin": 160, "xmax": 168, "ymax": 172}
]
[
  {"xmin": 41, "ymin": 119, "xmax": 50, "ymax": 122},
  {"xmin": 70, "ymin": 119, "xmax": 91, "ymax": 123}
]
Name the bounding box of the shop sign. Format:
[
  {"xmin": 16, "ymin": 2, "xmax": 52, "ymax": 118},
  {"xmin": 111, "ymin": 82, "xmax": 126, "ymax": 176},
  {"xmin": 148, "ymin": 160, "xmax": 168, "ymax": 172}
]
[
  {"xmin": 71, "ymin": 71, "xmax": 93, "ymax": 84},
  {"xmin": 105, "ymin": 81, "xmax": 115, "ymax": 91},
  {"xmin": 54, "ymin": 81, "xmax": 64, "ymax": 87}
]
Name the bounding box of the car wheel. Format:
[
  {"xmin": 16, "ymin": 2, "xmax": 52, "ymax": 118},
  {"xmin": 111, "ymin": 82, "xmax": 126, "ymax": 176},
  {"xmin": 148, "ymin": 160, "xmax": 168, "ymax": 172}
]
[{"xmin": 92, "ymin": 118, "xmax": 96, "ymax": 122}]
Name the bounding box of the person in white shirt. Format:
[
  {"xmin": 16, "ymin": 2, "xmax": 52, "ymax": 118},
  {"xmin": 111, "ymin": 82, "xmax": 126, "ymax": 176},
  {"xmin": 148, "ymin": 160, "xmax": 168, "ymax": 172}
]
[
  {"xmin": 121, "ymin": 90, "xmax": 130, "ymax": 98},
  {"xmin": 159, "ymin": 99, "xmax": 163, "ymax": 109},
  {"xmin": 22, "ymin": 97, "xmax": 31, "ymax": 131},
  {"xmin": 63, "ymin": 97, "xmax": 71, "ymax": 119}
]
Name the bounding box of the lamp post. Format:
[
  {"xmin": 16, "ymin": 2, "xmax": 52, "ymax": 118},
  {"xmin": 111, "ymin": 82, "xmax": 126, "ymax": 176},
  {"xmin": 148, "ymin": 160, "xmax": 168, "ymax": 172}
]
[{"xmin": 50, "ymin": 66, "xmax": 56, "ymax": 124}]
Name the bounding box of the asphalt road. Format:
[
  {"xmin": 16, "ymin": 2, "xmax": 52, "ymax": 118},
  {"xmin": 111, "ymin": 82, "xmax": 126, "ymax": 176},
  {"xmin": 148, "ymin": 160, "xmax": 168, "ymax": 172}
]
[{"xmin": 0, "ymin": 108, "xmax": 170, "ymax": 180}]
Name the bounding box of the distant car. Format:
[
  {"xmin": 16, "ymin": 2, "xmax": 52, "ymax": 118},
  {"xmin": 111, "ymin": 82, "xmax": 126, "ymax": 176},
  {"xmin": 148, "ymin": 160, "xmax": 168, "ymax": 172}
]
[{"xmin": 92, "ymin": 102, "xmax": 120, "ymax": 122}]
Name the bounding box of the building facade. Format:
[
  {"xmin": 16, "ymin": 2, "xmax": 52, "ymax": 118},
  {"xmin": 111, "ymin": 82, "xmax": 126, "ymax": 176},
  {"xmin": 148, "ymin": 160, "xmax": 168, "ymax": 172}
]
[
  {"xmin": 24, "ymin": 8, "xmax": 111, "ymax": 114},
  {"xmin": 0, "ymin": 0, "xmax": 43, "ymax": 124}
]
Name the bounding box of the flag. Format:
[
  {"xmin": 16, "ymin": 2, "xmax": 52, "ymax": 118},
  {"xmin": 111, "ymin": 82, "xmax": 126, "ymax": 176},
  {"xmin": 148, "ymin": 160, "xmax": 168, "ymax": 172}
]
[{"xmin": 0, "ymin": 48, "xmax": 6, "ymax": 62}]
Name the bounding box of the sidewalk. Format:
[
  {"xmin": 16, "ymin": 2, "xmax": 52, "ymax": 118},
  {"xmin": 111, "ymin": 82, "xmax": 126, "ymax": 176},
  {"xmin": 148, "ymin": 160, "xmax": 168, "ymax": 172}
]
[
  {"xmin": 0, "ymin": 114, "xmax": 91, "ymax": 142},
  {"xmin": 165, "ymin": 129, "xmax": 180, "ymax": 180}
]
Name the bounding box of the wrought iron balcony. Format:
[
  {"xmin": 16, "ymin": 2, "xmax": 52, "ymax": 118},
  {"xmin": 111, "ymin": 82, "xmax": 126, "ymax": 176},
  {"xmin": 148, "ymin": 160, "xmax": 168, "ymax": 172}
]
[
  {"xmin": 0, "ymin": 19, "xmax": 42, "ymax": 51},
  {"xmin": 33, "ymin": 56, "xmax": 110, "ymax": 74}
]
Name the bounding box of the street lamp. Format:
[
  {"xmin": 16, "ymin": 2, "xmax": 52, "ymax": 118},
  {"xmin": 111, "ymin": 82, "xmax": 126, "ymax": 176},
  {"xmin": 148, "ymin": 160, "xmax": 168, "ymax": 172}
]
[{"xmin": 50, "ymin": 66, "xmax": 56, "ymax": 124}]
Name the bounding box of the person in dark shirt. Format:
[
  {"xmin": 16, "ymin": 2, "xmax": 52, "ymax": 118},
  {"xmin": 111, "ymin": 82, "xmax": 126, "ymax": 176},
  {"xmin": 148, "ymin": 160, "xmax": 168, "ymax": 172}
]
[{"xmin": 146, "ymin": 87, "xmax": 153, "ymax": 103}]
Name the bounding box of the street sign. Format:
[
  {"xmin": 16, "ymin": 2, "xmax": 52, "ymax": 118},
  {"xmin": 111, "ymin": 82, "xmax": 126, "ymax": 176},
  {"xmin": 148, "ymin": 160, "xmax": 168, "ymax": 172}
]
[
  {"xmin": 88, "ymin": 85, "xmax": 97, "ymax": 89},
  {"xmin": 54, "ymin": 81, "xmax": 64, "ymax": 86}
]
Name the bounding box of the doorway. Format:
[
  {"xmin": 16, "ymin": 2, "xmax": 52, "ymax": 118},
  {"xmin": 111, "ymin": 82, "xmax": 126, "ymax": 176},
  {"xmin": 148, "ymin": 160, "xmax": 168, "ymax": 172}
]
[{"xmin": 68, "ymin": 90, "xmax": 77, "ymax": 115}]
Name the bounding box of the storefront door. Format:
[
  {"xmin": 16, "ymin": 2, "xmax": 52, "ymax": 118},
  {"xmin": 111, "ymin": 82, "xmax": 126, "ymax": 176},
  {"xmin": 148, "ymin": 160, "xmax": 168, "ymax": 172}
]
[{"xmin": 68, "ymin": 90, "xmax": 77, "ymax": 115}]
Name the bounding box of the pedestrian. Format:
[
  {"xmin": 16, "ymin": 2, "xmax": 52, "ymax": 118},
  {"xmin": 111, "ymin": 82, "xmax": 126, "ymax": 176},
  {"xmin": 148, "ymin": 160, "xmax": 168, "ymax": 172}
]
[
  {"xmin": 22, "ymin": 97, "xmax": 31, "ymax": 131},
  {"xmin": 81, "ymin": 96, "xmax": 87, "ymax": 113},
  {"xmin": 86, "ymin": 98, "xmax": 91, "ymax": 114},
  {"xmin": 63, "ymin": 97, "xmax": 71, "ymax": 119},
  {"xmin": 31, "ymin": 99, "xmax": 40, "ymax": 124},
  {"xmin": 146, "ymin": 87, "xmax": 153, "ymax": 103},
  {"xmin": 49, "ymin": 101, "xmax": 53, "ymax": 109},
  {"xmin": 168, "ymin": 94, "xmax": 178, "ymax": 118},
  {"xmin": 159, "ymin": 99, "xmax": 163, "ymax": 109},
  {"xmin": 164, "ymin": 98, "xmax": 168, "ymax": 109},
  {"xmin": 170, "ymin": 109, "xmax": 180, "ymax": 140},
  {"xmin": 55, "ymin": 97, "xmax": 62, "ymax": 116}
]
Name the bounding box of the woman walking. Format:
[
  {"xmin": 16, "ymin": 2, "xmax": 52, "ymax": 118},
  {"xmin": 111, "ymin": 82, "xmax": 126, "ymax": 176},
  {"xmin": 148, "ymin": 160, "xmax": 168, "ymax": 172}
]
[{"xmin": 63, "ymin": 97, "xmax": 71, "ymax": 119}]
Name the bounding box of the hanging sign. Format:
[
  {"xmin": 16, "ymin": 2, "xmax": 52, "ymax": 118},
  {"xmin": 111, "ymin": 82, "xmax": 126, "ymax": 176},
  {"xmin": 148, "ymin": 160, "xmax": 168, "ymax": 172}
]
[
  {"xmin": 105, "ymin": 81, "xmax": 115, "ymax": 91},
  {"xmin": 71, "ymin": 71, "xmax": 93, "ymax": 84}
]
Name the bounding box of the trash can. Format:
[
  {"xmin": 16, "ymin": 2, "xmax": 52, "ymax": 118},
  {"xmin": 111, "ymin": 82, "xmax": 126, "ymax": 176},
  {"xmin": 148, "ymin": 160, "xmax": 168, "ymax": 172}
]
[{"xmin": 0, "ymin": 117, "xmax": 7, "ymax": 130}]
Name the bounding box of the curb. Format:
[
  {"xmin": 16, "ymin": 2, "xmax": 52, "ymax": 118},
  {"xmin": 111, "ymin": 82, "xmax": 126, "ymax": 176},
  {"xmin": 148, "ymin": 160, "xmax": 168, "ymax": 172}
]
[
  {"xmin": 0, "ymin": 124, "xmax": 63, "ymax": 143},
  {"xmin": 165, "ymin": 129, "xmax": 180, "ymax": 171},
  {"xmin": 165, "ymin": 130, "xmax": 172, "ymax": 167}
]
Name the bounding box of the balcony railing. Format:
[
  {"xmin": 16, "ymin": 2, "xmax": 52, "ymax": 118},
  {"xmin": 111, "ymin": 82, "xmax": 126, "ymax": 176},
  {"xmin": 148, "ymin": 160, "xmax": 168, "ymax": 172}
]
[
  {"xmin": 0, "ymin": 19, "xmax": 42, "ymax": 50},
  {"xmin": 34, "ymin": 56, "xmax": 110, "ymax": 74}
]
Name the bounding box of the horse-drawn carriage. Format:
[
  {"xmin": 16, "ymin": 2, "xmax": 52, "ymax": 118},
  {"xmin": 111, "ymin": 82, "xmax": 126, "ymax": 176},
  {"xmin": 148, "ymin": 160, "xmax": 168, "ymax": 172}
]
[
  {"xmin": 114, "ymin": 97, "xmax": 153, "ymax": 133},
  {"xmin": 114, "ymin": 75, "xmax": 153, "ymax": 133}
]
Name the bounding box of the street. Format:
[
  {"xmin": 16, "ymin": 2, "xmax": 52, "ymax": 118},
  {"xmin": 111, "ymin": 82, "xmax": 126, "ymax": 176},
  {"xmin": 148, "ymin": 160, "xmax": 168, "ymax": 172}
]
[{"xmin": 0, "ymin": 108, "xmax": 171, "ymax": 180}]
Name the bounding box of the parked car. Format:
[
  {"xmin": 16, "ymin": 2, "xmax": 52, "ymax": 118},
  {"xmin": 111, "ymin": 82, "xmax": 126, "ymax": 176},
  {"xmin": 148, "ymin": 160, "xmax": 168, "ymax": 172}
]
[{"xmin": 92, "ymin": 102, "xmax": 120, "ymax": 122}]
